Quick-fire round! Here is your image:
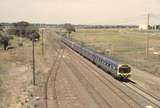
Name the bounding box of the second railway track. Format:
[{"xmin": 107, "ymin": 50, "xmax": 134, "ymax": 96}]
[
  {"xmin": 44, "ymin": 31, "xmax": 160, "ymax": 108},
  {"xmin": 61, "ymin": 38, "xmax": 160, "ymax": 108},
  {"xmin": 44, "ymin": 32, "xmax": 65, "ymax": 108}
]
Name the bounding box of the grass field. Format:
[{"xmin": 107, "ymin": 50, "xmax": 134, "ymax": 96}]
[
  {"xmin": 70, "ymin": 29, "xmax": 160, "ymax": 76},
  {"xmin": 0, "ymin": 36, "xmax": 43, "ymax": 107}
]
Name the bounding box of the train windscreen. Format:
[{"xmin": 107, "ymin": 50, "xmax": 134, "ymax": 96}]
[{"xmin": 119, "ymin": 66, "xmax": 131, "ymax": 73}]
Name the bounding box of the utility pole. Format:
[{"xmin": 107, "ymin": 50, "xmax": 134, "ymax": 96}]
[
  {"xmin": 32, "ymin": 34, "xmax": 36, "ymax": 85},
  {"xmin": 147, "ymin": 13, "xmax": 150, "ymax": 27},
  {"xmin": 41, "ymin": 29, "xmax": 44, "ymax": 56},
  {"xmin": 146, "ymin": 13, "xmax": 150, "ymax": 58},
  {"xmin": 146, "ymin": 34, "xmax": 149, "ymax": 58}
]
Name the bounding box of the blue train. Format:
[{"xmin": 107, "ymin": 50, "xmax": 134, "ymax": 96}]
[{"xmin": 61, "ymin": 37, "xmax": 131, "ymax": 79}]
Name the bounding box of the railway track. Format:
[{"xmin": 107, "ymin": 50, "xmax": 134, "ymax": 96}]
[
  {"xmin": 49, "ymin": 34, "xmax": 113, "ymax": 108},
  {"xmin": 44, "ymin": 31, "xmax": 160, "ymax": 108},
  {"xmin": 63, "ymin": 58, "xmax": 112, "ymax": 108},
  {"xmin": 123, "ymin": 82, "xmax": 160, "ymax": 107},
  {"xmin": 127, "ymin": 82, "xmax": 160, "ymax": 101},
  {"xmin": 61, "ymin": 39, "xmax": 160, "ymax": 108},
  {"xmin": 63, "ymin": 44, "xmax": 141, "ymax": 108},
  {"xmin": 44, "ymin": 32, "xmax": 64, "ymax": 108}
]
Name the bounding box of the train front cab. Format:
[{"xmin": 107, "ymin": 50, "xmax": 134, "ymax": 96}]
[{"xmin": 117, "ymin": 64, "xmax": 131, "ymax": 79}]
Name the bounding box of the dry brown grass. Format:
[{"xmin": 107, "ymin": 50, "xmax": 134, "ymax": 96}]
[
  {"xmin": 71, "ymin": 28, "xmax": 160, "ymax": 76},
  {"xmin": 0, "ymin": 36, "xmax": 44, "ymax": 107}
]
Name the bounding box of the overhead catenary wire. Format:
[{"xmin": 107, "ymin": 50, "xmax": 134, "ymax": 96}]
[
  {"xmin": 114, "ymin": 13, "xmax": 160, "ymax": 25},
  {"xmin": 114, "ymin": 14, "xmax": 147, "ymax": 25}
]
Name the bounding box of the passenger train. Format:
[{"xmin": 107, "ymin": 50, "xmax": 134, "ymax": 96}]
[{"xmin": 61, "ymin": 37, "xmax": 131, "ymax": 79}]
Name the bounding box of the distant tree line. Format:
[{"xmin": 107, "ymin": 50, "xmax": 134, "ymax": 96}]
[
  {"xmin": 11, "ymin": 21, "xmax": 40, "ymax": 40},
  {"xmin": 0, "ymin": 22, "xmax": 139, "ymax": 29},
  {"xmin": 64, "ymin": 23, "xmax": 76, "ymax": 38},
  {"xmin": 0, "ymin": 21, "xmax": 40, "ymax": 50},
  {"xmin": 74, "ymin": 25, "xmax": 138, "ymax": 29}
]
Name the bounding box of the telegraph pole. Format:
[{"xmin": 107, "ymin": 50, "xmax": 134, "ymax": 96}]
[
  {"xmin": 41, "ymin": 29, "xmax": 44, "ymax": 56},
  {"xmin": 146, "ymin": 34, "xmax": 149, "ymax": 58},
  {"xmin": 32, "ymin": 34, "xmax": 36, "ymax": 85},
  {"xmin": 147, "ymin": 13, "xmax": 150, "ymax": 26},
  {"xmin": 146, "ymin": 13, "xmax": 150, "ymax": 58}
]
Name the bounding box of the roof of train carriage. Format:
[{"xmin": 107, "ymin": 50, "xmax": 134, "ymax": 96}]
[
  {"xmin": 81, "ymin": 44, "xmax": 124, "ymax": 67},
  {"xmin": 95, "ymin": 53, "xmax": 118, "ymax": 67},
  {"xmin": 80, "ymin": 45, "xmax": 117, "ymax": 64},
  {"xmin": 64, "ymin": 38, "xmax": 127, "ymax": 67},
  {"xmin": 82, "ymin": 46, "xmax": 95, "ymax": 54}
]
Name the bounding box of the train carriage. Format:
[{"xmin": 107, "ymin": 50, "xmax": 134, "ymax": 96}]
[
  {"xmin": 82, "ymin": 47, "xmax": 95, "ymax": 61},
  {"xmin": 74, "ymin": 44, "xmax": 82, "ymax": 54},
  {"xmin": 61, "ymin": 37, "xmax": 131, "ymax": 79}
]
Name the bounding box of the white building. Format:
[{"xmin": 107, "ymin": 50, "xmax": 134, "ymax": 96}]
[
  {"xmin": 139, "ymin": 25, "xmax": 160, "ymax": 31},
  {"xmin": 152, "ymin": 25, "xmax": 160, "ymax": 30},
  {"xmin": 139, "ymin": 25, "xmax": 149, "ymax": 30}
]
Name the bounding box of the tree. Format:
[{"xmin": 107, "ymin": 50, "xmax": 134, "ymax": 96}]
[
  {"xmin": 0, "ymin": 24, "xmax": 3, "ymax": 31},
  {"xmin": 64, "ymin": 23, "xmax": 76, "ymax": 38},
  {"xmin": 13, "ymin": 21, "xmax": 30, "ymax": 36},
  {"xmin": 1, "ymin": 37, "xmax": 9, "ymax": 50},
  {"xmin": 0, "ymin": 31, "xmax": 10, "ymax": 50},
  {"xmin": 12, "ymin": 21, "xmax": 40, "ymax": 41}
]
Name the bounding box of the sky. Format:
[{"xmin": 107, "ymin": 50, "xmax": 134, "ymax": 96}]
[{"xmin": 0, "ymin": 0, "xmax": 160, "ymax": 25}]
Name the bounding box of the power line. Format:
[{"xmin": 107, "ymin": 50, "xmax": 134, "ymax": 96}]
[{"xmin": 116, "ymin": 14, "xmax": 147, "ymax": 25}]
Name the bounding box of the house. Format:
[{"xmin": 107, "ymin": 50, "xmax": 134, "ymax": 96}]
[
  {"xmin": 139, "ymin": 25, "xmax": 149, "ymax": 30},
  {"xmin": 139, "ymin": 24, "xmax": 160, "ymax": 31},
  {"xmin": 152, "ymin": 25, "xmax": 160, "ymax": 30}
]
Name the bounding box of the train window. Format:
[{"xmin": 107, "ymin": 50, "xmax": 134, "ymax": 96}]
[
  {"xmin": 119, "ymin": 67, "xmax": 131, "ymax": 73},
  {"xmin": 110, "ymin": 65, "xmax": 112, "ymax": 68},
  {"xmin": 113, "ymin": 66, "xmax": 115, "ymax": 69},
  {"xmin": 103, "ymin": 60, "xmax": 104, "ymax": 64}
]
